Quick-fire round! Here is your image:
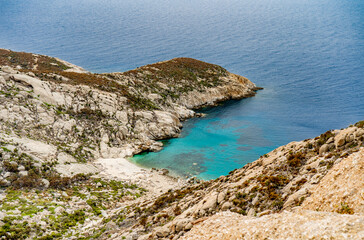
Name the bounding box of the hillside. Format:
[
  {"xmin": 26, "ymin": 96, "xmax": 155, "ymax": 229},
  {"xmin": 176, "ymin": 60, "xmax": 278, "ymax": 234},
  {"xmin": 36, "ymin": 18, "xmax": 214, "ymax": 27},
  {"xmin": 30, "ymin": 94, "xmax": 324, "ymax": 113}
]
[
  {"xmin": 0, "ymin": 49, "xmax": 259, "ymax": 239},
  {"xmin": 0, "ymin": 49, "xmax": 258, "ymax": 163},
  {"xmin": 106, "ymin": 121, "xmax": 364, "ymax": 239},
  {"xmin": 0, "ymin": 49, "xmax": 363, "ymax": 240}
]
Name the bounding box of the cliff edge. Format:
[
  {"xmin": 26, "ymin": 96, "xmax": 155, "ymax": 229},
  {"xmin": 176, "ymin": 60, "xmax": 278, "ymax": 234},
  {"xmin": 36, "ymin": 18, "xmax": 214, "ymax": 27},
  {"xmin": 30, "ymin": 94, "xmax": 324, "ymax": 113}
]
[
  {"xmin": 0, "ymin": 49, "xmax": 260, "ymax": 239},
  {"xmin": 0, "ymin": 49, "xmax": 258, "ymax": 164},
  {"xmin": 115, "ymin": 122, "xmax": 364, "ymax": 239},
  {"xmin": 1, "ymin": 49, "xmax": 362, "ymax": 240}
]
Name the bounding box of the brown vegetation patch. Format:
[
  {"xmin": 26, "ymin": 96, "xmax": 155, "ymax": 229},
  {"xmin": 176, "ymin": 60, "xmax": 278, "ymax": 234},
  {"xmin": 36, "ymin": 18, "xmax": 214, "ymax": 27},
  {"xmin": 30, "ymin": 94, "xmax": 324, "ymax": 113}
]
[
  {"xmin": 124, "ymin": 58, "xmax": 227, "ymax": 84},
  {"xmin": 287, "ymin": 151, "xmax": 306, "ymax": 168},
  {"xmin": 31, "ymin": 71, "xmax": 159, "ymax": 110},
  {"xmin": 123, "ymin": 57, "xmax": 228, "ymax": 93},
  {"xmin": 0, "ymin": 49, "xmax": 70, "ymax": 71},
  {"xmin": 337, "ymin": 202, "xmax": 354, "ymax": 215},
  {"xmin": 355, "ymin": 120, "xmax": 364, "ymax": 128}
]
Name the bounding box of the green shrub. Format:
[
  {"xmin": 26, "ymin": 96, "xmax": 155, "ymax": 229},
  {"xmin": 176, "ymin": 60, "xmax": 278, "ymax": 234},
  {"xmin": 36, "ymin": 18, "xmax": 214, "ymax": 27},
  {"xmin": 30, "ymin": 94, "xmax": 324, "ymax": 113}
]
[
  {"xmin": 316, "ymin": 131, "xmax": 334, "ymax": 147},
  {"xmin": 337, "ymin": 202, "xmax": 354, "ymax": 214},
  {"xmin": 355, "ymin": 120, "xmax": 364, "ymax": 128}
]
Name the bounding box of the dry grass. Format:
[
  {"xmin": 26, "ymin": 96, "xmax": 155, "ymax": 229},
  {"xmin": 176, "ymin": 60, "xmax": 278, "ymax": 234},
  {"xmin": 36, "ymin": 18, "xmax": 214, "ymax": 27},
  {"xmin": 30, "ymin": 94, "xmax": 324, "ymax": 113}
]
[
  {"xmin": 1, "ymin": 51, "xmax": 230, "ymax": 110},
  {"xmin": 0, "ymin": 49, "xmax": 70, "ymax": 71},
  {"xmin": 124, "ymin": 57, "xmax": 227, "ymax": 82}
]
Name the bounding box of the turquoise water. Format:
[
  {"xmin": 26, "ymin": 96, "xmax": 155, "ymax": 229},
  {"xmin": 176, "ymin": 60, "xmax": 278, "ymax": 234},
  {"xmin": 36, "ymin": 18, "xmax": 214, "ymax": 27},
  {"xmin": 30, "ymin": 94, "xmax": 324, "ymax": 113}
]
[
  {"xmin": 1, "ymin": 0, "xmax": 363, "ymax": 179},
  {"xmin": 133, "ymin": 99, "xmax": 278, "ymax": 179}
]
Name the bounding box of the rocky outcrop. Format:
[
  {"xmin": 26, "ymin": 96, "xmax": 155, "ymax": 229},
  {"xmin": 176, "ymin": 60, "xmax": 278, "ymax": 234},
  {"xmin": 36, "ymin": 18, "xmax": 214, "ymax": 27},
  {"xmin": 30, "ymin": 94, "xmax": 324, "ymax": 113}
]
[
  {"xmin": 0, "ymin": 49, "xmax": 260, "ymax": 191},
  {"xmin": 107, "ymin": 122, "xmax": 364, "ymax": 239},
  {"xmin": 1, "ymin": 49, "xmax": 363, "ymax": 240},
  {"xmin": 301, "ymin": 147, "xmax": 364, "ymax": 214},
  {"xmin": 180, "ymin": 210, "xmax": 364, "ymax": 240},
  {"xmin": 0, "ymin": 50, "xmax": 261, "ymax": 239},
  {"xmin": 180, "ymin": 146, "xmax": 364, "ymax": 240},
  {"xmin": 0, "ymin": 49, "xmax": 259, "ymax": 167}
]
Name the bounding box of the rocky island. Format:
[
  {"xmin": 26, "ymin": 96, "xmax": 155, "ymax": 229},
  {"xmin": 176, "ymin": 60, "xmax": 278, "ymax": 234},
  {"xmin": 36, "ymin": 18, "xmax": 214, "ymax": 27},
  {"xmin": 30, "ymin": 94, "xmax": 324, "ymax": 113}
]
[{"xmin": 0, "ymin": 49, "xmax": 363, "ymax": 239}]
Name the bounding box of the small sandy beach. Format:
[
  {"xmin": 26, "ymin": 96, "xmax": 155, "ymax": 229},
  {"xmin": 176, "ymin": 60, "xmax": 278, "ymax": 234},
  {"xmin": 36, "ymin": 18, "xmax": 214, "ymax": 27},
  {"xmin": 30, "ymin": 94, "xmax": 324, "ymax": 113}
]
[{"xmin": 94, "ymin": 158, "xmax": 186, "ymax": 195}]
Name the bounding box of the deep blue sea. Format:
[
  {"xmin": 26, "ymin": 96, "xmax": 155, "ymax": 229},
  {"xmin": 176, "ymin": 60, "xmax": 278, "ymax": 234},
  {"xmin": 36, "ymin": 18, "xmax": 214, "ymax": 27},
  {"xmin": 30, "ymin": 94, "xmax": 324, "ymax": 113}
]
[{"xmin": 1, "ymin": 0, "xmax": 363, "ymax": 179}]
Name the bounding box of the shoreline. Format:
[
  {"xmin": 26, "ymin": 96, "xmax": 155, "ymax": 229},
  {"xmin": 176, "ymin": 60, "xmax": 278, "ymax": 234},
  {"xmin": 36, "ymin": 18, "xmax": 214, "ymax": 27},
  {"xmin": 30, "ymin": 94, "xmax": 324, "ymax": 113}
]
[
  {"xmin": 126, "ymin": 95, "xmax": 266, "ymax": 181},
  {"xmin": 55, "ymin": 156, "xmax": 189, "ymax": 196},
  {"xmin": 95, "ymin": 157, "xmax": 188, "ymax": 195},
  {"xmin": 0, "ymin": 50, "xmax": 260, "ymax": 197}
]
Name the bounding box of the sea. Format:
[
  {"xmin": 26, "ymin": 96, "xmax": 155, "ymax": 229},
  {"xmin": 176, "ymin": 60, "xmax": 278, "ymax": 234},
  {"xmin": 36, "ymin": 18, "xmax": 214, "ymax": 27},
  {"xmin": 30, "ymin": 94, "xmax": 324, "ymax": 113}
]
[{"xmin": 1, "ymin": 0, "xmax": 363, "ymax": 179}]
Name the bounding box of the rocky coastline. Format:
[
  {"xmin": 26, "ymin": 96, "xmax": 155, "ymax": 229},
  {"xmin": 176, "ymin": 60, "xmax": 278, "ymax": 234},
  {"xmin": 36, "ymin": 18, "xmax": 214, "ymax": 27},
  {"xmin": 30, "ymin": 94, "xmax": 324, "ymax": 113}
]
[
  {"xmin": 0, "ymin": 49, "xmax": 260, "ymax": 161},
  {"xmin": 0, "ymin": 49, "xmax": 363, "ymax": 240},
  {"xmin": 0, "ymin": 49, "xmax": 259, "ymax": 239}
]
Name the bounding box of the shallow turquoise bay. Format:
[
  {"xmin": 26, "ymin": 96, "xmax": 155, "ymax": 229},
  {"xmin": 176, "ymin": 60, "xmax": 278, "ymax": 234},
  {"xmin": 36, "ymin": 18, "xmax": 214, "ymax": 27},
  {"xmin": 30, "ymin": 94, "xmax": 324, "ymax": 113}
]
[
  {"xmin": 132, "ymin": 99, "xmax": 277, "ymax": 180},
  {"xmin": 1, "ymin": 0, "xmax": 363, "ymax": 179}
]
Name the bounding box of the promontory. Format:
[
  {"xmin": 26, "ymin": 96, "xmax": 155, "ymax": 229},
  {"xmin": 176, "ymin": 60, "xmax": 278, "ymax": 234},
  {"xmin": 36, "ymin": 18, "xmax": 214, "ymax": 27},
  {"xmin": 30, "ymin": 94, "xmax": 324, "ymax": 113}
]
[{"xmin": 0, "ymin": 49, "xmax": 363, "ymax": 239}]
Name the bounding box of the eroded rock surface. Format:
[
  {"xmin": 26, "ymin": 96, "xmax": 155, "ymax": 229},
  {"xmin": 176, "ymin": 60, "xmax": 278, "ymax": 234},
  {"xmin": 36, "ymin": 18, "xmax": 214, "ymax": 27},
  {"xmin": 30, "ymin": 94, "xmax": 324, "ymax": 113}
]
[
  {"xmin": 180, "ymin": 210, "xmax": 364, "ymax": 240},
  {"xmin": 113, "ymin": 122, "xmax": 364, "ymax": 240},
  {"xmin": 0, "ymin": 49, "xmax": 258, "ymax": 165},
  {"xmin": 0, "ymin": 49, "xmax": 260, "ymax": 239},
  {"xmin": 1, "ymin": 49, "xmax": 363, "ymax": 240}
]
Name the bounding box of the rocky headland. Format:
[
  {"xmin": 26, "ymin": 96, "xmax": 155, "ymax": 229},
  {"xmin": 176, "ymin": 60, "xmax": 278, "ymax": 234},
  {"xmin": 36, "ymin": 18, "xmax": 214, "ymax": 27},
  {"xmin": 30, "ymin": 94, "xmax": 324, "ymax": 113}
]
[{"xmin": 0, "ymin": 49, "xmax": 363, "ymax": 239}]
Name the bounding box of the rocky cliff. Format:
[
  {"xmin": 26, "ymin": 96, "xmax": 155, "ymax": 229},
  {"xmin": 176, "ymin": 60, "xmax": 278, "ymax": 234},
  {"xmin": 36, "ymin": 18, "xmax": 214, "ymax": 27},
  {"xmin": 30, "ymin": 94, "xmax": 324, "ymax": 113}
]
[
  {"xmin": 0, "ymin": 49, "xmax": 363, "ymax": 240},
  {"xmin": 0, "ymin": 49, "xmax": 258, "ymax": 164},
  {"xmin": 110, "ymin": 122, "xmax": 364, "ymax": 239},
  {"xmin": 0, "ymin": 49, "xmax": 260, "ymax": 239}
]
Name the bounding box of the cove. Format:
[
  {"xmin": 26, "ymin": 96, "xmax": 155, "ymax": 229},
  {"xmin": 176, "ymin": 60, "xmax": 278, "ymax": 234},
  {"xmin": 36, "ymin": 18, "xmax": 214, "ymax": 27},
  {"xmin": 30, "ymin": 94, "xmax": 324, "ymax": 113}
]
[
  {"xmin": 131, "ymin": 99, "xmax": 270, "ymax": 180},
  {"xmin": 1, "ymin": 0, "xmax": 363, "ymax": 179},
  {"xmin": 131, "ymin": 93, "xmax": 299, "ymax": 180}
]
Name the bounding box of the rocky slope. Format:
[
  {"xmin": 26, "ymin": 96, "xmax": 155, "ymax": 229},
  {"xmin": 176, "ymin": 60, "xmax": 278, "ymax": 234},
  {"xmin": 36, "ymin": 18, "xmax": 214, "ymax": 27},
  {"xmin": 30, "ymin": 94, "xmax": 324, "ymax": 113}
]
[
  {"xmin": 0, "ymin": 49, "xmax": 259, "ymax": 239},
  {"xmin": 106, "ymin": 121, "xmax": 364, "ymax": 239},
  {"xmin": 2, "ymin": 122, "xmax": 362, "ymax": 240},
  {"xmin": 1, "ymin": 49, "xmax": 363, "ymax": 240},
  {"xmin": 181, "ymin": 210, "xmax": 364, "ymax": 240},
  {"xmin": 0, "ymin": 49, "xmax": 258, "ymax": 164}
]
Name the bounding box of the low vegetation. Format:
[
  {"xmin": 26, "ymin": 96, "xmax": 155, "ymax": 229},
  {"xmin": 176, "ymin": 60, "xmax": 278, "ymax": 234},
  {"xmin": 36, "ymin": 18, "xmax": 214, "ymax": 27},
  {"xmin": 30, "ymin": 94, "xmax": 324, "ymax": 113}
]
[
  {"xmin": 0, "ymin": 175, "xmax": 145, "ymax": 239},
  {"xmin": 1, "ymin": 50, "xmax": 230, "ymax": 111},
  {"xmin": 0, "ymin": 49, "xmax": 70, "ymax": 72}
]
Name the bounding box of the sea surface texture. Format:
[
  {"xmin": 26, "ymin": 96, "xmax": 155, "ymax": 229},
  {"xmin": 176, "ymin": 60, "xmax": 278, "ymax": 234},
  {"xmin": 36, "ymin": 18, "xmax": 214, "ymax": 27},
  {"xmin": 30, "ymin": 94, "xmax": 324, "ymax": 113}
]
[{"xmin": 1, "ymin": 0, "xmax": 363, "ymax": 179}]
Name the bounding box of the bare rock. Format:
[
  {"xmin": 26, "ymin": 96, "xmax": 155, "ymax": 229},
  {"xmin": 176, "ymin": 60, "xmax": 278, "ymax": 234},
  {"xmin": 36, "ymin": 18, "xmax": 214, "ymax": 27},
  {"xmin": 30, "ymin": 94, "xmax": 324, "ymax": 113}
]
[
  {"xmin": 252, "ymin": 194, "xmax": 260, "ymax": 206},
  {"xmin": 326, "ymin": 137, "xmax": 334, "ymax": 144},
  {"xmin": 57, "ymin": 152, "xmax": 77, "ymax": 164},
  {"xmin": 175, "ymin": 218, "xmax": 191, "ymax": 232},
  {"xmin": 217, "ymin": 191, "xmax": 226, "ymax": 204},
  {"xmin": 180, "ymin": 210, "xmax": 364, "ymax": 240},
  {"xmin": 355, "ymin": 128, "xmax": 364, "ymax": 139},
  {"xmin": 257, "ymin": 210, "xmax": 272, "ymax": 217},
  {"xmin": 155, "ymin": 226, "xmax": 170, "ymax": 237},
  {"xmin": 3, "ymin": 172, "xmax": 11, "ymax": 178},
  {"xmin": 201, "ymin": 192, "xmax": 218, "ymax": 211},
  {"xmin": 18, "ymin": 165, "xmax": 25, "ymax": 171},
  {"xmin": 301, "ymin": 147, "xmax": 364, "ymax": 214},
  {"xmin": 19, "ymin": 170, "xmax": 28, "ymax": 177},
  {"xmin": 0, "ymin": 76, "xmax": 6, "ymax": 85},
  {"xmin": 283, "ymin": 187, "xmax": 309, "ymax": 209},
  {"xmin": 335, "ymin": 127, "xmax": 357, "ymax": 148},
  {"xmin": 184, "ymin": 222, "xmax": 193, "ymax": 230},
  {"xmin": 54, "ymin": 206, "xmax": 65, "ymax": 215},
  {"xmin": 0, "ymin": 212, "xmax": 5, "ymax": 220},
  {"xmin": 150, "ymin": 142, "xmax": 163, "ymax": 152},
  {"xmin": 1, "ymin": 66, "xmax": 17, "ymax": 74},
  {"xmin": 105, "ymin": 221, "xmax": 117, "ymax": 231},
  {"xmin": 221, "ymin": 202, "xmax": 233, "ymax": 211},
  {"xmin": 247, "ymin": 208, "xmax": 256, "ymax": 217},
  {"xmin": 41, "ymin": 179, "xmax": 50, "ymax": 189},
  {"xmin": 319, "ymin": 144, "xmax": 330, "ymax": 156}
]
